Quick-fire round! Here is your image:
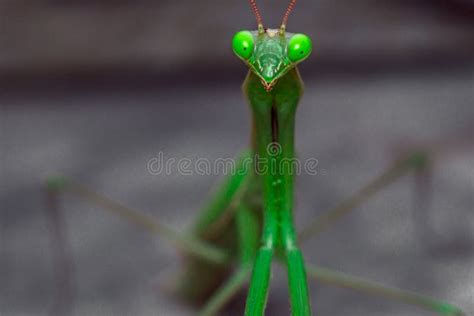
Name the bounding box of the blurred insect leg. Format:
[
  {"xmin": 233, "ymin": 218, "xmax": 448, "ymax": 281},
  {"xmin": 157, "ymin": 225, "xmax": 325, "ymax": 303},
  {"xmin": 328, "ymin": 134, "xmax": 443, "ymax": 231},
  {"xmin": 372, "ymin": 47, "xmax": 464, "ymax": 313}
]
[
  {"xmin": 199, "ymin": 203, "xmax": 259, "ymax": 316},
  {"xmin": 193, "ymin": 150, "xmax": 253, "ymax": 238},
  {"xmin": 45, "ymin": 182, "xmax": 75, "ymax": 316},
  {"xmin": 45, "ymin": 177, "xmax": 228, "ymax": 265},
  {"xmin": 413, "ymin": 163, "xmax": 435, "ymax": 247},
  {"xmin": 306, "ymin": 264, "xmax": 464, "ymax": 316},
  {"xmin": 299, "ymin": 151, "xmax": 430, "ymax": 242}
]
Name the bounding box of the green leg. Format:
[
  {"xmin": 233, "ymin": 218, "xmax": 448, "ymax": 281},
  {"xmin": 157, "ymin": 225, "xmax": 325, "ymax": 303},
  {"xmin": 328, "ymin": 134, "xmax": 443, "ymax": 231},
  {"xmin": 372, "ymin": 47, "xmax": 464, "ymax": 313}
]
[
  {"xmin": 193, "ymin": 150, "xmax": 253, "ymax": 237},
  {"xmin": 281, "ymin": 211, "xmax": 312, "ymax": 316},
  {"xmin": 285, "ymin": 246, "xmax": 311, "ymax": 316},
  {"xmin": 45, "ymin": 151, "xmax": 253, "ymax": 264},
  {"xmin": 413, "ymin": 164, "xmax": 436, "ymax": 246},
  {"xmin": 244, "ymin": 210, "xmax": 277, "ymax": 316},
  {"xmin": 299, "ymin": 151, "xmax": 430, "ymax": 242},
  {"xmin": 244, "ymin": 246, "xmax": 273, "ymax": 316},
  {"xmin": 199, "ymin": 269, "xmax": 250, "ymax": 316},
  {"xmin": 306, "ymin": 264, "xmax": 464, "ymax": 315},
  {"xmin": 45, "ymin": 183, "xmax": 74, "ymax": 315},
  {"xmin": 199, "ymin": 203, "xmax": 259, "ymax": 316},
  {"xmin": 45, "ymin": 177, "xmax": 228, "ymax": 265}
]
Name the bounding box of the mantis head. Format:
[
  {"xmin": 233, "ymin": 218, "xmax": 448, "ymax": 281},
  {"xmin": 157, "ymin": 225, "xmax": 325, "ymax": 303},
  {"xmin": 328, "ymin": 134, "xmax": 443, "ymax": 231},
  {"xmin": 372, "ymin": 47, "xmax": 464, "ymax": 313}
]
[
  {"xmin": 231, "ymin": 0, "xmax": 312, "ymax": 91},
  {"xmin": 232, "ymin": 29, "xmax": 312, "ymax": 91}
]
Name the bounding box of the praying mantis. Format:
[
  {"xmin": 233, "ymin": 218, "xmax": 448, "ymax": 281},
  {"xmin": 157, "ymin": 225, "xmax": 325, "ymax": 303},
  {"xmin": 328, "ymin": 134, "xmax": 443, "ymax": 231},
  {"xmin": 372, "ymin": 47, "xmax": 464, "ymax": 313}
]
[{"xmin": 45, "ymin": 1, "xmax": 466, "ymax": 315}]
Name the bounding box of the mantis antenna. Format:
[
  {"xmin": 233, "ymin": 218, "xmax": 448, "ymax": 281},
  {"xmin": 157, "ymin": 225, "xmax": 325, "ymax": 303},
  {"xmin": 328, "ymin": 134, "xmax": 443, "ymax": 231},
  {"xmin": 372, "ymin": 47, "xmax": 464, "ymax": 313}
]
[
  {"xmin": 280, "ymin": 0, "xmax": 297, "ymax": 33},
  {"xmin": 248, "ymin": 0, "xmax": 298, "ymax": 34},
  {"xmin": 248, "ymin": 0, "xmax": 265, "ymax": 33}
]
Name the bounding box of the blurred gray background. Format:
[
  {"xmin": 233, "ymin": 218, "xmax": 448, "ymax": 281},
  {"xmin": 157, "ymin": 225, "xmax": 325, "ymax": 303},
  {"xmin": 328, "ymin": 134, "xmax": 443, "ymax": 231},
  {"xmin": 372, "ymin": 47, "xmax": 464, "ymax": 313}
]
[{"xmin": 1, "ymin": 1, "xmax": 473, "ymax": 315}]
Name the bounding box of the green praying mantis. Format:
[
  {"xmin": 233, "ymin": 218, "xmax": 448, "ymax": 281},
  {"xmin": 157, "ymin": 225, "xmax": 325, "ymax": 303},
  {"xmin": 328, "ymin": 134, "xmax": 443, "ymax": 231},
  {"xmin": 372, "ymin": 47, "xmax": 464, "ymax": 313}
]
[{"xmin": 45, "ymin": 1, "xmax": 466, "ymax": 315}]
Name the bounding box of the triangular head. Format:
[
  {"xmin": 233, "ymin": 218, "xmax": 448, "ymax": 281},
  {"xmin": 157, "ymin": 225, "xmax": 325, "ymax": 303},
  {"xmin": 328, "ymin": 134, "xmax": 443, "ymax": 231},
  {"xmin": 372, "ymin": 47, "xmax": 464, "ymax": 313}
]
[{"xmin": 232, "ymin": 29, "xmax": 312, "ymax": 91}]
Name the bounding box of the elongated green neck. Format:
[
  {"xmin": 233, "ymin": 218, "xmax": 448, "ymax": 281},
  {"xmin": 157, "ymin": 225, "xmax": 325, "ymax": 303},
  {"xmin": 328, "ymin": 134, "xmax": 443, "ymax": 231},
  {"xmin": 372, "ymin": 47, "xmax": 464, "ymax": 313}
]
[
  {"xmin": 243, "ymin": 67, "xmax": 303, "ymax": 249},
  {"xmin": 245, "ymin": 67, "xmax": 302, "ymax": 151}
]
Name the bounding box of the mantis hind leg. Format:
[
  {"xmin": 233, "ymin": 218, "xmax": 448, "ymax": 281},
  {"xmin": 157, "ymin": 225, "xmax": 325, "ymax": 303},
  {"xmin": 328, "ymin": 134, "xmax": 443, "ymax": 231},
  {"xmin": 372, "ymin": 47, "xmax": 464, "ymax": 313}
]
[
  {"xmin": 293, "ymin": 149, "xmax": 463, "ymax": 314},
  {"xmin": 306, "ymin": 264, "xmax": 464, "ymax": 315},
  {"xmin": 298, "ymin": 151, "xmax": 431, "ymax": 242},
  {"xmin": 46, "ymin": 178, "xmax": 228, "ymax": 264},
  {"xmin": 45, "ymin": 150, "xmax": 256, "ymax": 305}
]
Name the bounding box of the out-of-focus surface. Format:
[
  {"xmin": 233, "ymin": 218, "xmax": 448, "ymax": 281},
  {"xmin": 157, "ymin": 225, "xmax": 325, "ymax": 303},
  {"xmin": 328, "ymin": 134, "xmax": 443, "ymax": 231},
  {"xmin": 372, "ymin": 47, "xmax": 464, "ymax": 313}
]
[
  {"xmin": 2, "ymin": 0, "xmax": 474, "ymax": 75},
  {"xmin": 1, "ymin": 1, "xmax": 473, "ymax": 316}
]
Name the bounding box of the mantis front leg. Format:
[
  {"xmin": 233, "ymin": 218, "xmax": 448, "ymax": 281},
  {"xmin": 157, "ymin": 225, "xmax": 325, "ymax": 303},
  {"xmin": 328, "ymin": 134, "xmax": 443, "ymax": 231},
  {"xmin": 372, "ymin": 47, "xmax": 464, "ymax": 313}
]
[
  {"xmin": 244, "ymin": 68, "xmax": 311, "ymax": 315},
  {"xmin": 282, "ymin": 213, "xmax": 311, "ymax": 316},
  {"xmin": 244, "ymin": 208, "xmax": 277, "ymax": 316},
  {"xmin": 245, "ymin": 155, "xmax": 311, "ymax": 316}
]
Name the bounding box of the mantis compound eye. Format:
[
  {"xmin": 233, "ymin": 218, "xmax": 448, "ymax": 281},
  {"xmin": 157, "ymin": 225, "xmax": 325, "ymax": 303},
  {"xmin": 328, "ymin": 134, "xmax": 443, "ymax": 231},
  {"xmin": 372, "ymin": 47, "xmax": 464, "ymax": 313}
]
[
  {"xmin": 232, "ymin": 31, "xmax": 254, "ymax": 60},
  {"xmin": 287, "ymin": 34, "xmax": 312, "ymax": 63}
]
